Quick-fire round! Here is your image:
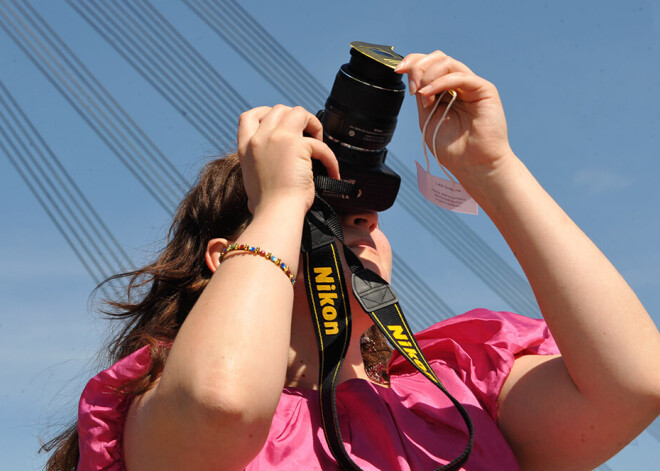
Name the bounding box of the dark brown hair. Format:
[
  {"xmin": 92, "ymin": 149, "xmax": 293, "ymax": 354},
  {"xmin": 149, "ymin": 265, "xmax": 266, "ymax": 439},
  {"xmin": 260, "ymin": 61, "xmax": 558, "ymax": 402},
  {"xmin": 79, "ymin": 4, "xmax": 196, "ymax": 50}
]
[{"xmin": 41, "ymin": 154, "xmax": 391, "ymax": 470}]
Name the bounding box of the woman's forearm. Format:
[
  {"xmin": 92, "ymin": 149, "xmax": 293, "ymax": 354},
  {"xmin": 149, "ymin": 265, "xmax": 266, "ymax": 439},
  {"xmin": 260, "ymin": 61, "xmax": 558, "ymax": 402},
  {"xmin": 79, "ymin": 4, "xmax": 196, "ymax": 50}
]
[
  {"xmin": 465, "ymin": 152, "xmax": 660, "ymax": 406},
  {"xmin": 159, "ymin": 197, "xmax": 306, "ymax": 419}
]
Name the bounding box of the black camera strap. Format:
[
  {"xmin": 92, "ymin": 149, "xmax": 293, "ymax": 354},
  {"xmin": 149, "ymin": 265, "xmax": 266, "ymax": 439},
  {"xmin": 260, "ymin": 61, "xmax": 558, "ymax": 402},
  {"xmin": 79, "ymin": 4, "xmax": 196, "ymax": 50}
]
[{"xmin": 301, "ymin": 194, "xmax": 474, "ymax": 471}]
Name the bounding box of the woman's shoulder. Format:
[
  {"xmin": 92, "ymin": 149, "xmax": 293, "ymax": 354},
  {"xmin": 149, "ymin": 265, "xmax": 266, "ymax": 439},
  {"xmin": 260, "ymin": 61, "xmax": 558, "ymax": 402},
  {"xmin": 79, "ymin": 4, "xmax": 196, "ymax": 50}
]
[
  {"xmin": 77, "ymin": 345, "xmax": 153, "ymax": 470},
  {"xmin": 388, "ymin": 308, "xmax": 559, "ymax": 420},
  {"xmin": 393, "ymin": 308, "xmax": 557, "ymax": 362}
]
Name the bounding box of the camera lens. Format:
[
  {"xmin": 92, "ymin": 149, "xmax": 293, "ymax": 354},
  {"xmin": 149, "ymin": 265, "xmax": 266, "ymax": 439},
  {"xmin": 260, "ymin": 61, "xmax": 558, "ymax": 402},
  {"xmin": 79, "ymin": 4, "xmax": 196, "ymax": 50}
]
[
  {"xmin": 315, "ymin": 42, "xmax": 405, "ymax": 212},
  {"xmin": 321, "ymin": 46, "xmax": 405, "ymax": 167}
]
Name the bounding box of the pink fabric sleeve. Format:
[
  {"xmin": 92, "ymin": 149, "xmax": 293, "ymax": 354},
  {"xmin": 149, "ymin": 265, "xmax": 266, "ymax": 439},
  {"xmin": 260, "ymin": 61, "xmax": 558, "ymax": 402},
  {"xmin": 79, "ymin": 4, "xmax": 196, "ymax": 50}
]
[
  {"xmin": 77, "ymin": 345, "xmax": 152, "ymax": 471},
  {"xmin": 387, "ymin": 309, "xmax": 560, "ymax": 421}
]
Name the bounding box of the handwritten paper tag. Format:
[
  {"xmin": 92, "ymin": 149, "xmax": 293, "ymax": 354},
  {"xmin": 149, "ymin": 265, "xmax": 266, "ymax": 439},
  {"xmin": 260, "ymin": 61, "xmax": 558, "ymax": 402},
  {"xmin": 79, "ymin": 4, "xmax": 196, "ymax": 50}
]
[{"xmin": 415, "ymin": 161, "xmax": 478, "ymax": 215}]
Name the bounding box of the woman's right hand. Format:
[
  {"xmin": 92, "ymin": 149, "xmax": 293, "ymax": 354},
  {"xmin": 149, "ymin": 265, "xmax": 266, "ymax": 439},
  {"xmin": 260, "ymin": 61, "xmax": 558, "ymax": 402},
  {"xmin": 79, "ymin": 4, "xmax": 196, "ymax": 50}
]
[
  {"xmin": 237, "ymin": 105, "xmax": 340, "ymax": 215},
  {"xmin": 124, "ymin": 106, "xmax": 340, "ymax": 471}
]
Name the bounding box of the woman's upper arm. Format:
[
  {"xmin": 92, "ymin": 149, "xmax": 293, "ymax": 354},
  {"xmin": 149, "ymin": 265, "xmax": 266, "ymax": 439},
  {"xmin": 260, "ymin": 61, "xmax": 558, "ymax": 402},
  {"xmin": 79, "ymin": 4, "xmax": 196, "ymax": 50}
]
[
  {"xmin": 497, "ymin": 354, "xmax": 656, "ymax": 471},
  {"xmin": 123, "ymin": 378, "xmax": 269, "ymax": 471}
]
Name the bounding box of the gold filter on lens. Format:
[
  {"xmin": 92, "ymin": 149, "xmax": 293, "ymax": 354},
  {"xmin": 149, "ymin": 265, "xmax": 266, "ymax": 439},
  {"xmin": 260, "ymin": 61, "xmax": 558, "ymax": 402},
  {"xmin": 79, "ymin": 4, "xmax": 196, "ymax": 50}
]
[{"xmin": 350, "ymin": 41, "xmax": 403, "ymax": 70}]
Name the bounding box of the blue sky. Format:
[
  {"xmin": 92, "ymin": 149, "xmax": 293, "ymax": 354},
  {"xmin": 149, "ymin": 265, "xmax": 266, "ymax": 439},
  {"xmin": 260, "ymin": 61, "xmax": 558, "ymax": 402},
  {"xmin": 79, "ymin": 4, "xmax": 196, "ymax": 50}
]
[{"xmin": 0, "ymin": 0, "xmax": 658, "ymax": 469}]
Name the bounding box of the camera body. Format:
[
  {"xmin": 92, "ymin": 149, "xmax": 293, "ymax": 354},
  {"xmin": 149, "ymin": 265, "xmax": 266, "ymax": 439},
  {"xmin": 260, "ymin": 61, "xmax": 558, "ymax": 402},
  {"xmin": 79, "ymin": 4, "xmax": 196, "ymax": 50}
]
[{"xmin": 315, "ymin": 42, "xmax": 405, "ymax": 212}]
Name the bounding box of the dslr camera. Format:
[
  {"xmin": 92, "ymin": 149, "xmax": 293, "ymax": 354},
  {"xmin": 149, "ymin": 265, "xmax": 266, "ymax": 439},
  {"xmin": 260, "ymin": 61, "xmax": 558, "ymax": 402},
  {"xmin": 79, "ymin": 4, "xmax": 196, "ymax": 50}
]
[{"xmin": 315, "ymin": 41, "xmax": 405, "ymax": 212}]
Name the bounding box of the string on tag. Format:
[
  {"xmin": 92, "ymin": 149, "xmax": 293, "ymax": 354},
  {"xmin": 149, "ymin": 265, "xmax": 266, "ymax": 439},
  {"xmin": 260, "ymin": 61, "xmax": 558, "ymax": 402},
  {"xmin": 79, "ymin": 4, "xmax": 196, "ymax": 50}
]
[
  {"xmin": 416, "ymin": 90, "xmax": 479, "ymax": 215},
  {"xmin": 421, "ymin": 90, "xmax": 458, "ymax": 181}
]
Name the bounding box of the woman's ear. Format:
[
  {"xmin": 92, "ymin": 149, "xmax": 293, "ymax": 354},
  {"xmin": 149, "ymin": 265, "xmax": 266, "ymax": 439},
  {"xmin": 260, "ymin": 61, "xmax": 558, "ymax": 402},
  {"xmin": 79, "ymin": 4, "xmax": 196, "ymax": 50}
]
[{"xmin": 205, "ymin": 238, "xmax": 230, "ymax": 273}]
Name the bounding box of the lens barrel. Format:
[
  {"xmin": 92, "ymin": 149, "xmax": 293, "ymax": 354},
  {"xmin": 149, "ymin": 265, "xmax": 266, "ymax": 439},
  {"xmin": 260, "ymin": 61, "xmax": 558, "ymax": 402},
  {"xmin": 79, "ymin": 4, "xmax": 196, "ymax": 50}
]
[
  {"xmin": 324, "ymin": 47, "xmax": 405, "ymax": 163},
  {"xmin": 316, "ymin": 42, "xmax": 405, "ymax": 212}
]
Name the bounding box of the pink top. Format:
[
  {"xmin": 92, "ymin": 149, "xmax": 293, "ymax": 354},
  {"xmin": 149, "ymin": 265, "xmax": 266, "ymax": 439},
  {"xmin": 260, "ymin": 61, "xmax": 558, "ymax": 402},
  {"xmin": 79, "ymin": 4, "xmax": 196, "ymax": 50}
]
[{"xmin": 77, "ymin": 309, "xmax": 559, "ymax": 470}]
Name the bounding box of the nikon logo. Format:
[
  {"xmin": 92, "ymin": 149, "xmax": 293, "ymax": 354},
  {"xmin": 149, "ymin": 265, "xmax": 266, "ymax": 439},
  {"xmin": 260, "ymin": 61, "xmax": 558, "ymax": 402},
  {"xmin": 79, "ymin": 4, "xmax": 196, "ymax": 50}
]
[
  {"xmin": 314, "ymin": 267, "xmax": 339, "ymax": 335},
  {"xmin": 387, "ymin": 325, "xmax": 429, "ymax": 373}
]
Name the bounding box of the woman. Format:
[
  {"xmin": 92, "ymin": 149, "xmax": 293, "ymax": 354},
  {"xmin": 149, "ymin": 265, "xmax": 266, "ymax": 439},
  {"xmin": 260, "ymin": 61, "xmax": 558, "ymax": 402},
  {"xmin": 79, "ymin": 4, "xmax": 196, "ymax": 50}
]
[{"xmin": 45, "ymin": 51, "xmax": 660, "ymax": 470}]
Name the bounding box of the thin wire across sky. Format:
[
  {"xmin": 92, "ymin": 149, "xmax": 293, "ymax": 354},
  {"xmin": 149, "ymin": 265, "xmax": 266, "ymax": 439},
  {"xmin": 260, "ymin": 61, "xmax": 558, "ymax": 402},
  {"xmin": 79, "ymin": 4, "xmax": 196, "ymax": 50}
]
[{"xmin": 1, "ymin": 0, "xmax": 537, "ymax": 325}]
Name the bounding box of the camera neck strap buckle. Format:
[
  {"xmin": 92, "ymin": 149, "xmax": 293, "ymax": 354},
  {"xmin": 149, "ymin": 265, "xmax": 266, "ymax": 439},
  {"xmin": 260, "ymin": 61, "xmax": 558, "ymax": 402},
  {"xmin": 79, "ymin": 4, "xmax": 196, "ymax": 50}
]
[{"xmin": 313, "ymin": 174, "xmax": 361, "ymax": 198}]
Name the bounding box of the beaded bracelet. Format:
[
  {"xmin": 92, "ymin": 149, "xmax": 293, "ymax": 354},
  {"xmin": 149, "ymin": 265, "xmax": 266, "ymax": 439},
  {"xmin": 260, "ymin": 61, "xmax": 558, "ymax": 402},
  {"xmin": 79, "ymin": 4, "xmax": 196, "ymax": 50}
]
[{"xmin": 218, "ymin": 244, "xmax": 296, "ymax": 286}]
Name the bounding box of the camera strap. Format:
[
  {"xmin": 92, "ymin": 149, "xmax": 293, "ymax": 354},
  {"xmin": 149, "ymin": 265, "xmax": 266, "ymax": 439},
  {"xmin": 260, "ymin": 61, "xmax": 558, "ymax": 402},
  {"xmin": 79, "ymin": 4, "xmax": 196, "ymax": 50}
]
[{"xmin": 301, "ymin": 194, "xmax": 474, "ymax": 471}]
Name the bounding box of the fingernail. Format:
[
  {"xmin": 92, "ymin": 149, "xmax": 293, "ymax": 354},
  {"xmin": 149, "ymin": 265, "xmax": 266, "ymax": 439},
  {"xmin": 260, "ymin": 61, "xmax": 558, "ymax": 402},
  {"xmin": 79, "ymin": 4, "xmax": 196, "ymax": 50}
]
[
  {"xmin": 409, "ymin": 80, "xmax": 418, "ymax": 95},
  {"xmin": 418, "ymin": 85, "xmax": 431, "ymax": 95},
  {"xmin": 394, "ymin": 59, "xmax": 406, "ymax": 72},
  {"xmin": 421, "ymin": 95, "xmax": 432, "ymax": 109}
]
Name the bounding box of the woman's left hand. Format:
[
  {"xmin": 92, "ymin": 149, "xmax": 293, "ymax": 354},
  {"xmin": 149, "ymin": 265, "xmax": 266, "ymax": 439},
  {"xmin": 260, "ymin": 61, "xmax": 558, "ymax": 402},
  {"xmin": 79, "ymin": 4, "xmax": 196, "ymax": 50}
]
[
  {"xmin": 396, "ymin": 53, "xmax": 660, "ymax": 471},
  {"xmin": 395, "ymin": 51, "xmax": 512, "ymax": 181}
]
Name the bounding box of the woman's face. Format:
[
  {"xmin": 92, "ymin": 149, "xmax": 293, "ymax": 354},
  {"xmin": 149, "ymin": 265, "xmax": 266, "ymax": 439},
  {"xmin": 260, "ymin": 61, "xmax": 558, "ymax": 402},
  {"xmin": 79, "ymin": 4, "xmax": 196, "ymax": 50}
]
[
  {"xmin": 338, "ymin": 210, "xmax": 393, "ymax": 282},
  {"xmin": 289, "ymin": 209, "xmax": 392, "ymax": 336},
  {"xmin": 292, "ymin": 209, "xmax": 393, "ymax": 292}
]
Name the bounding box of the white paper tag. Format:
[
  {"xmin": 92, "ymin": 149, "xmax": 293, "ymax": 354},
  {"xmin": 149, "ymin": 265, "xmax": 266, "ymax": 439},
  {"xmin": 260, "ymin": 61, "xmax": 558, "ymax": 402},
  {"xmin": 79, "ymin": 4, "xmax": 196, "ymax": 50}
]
[{"xmin": 415, "ymin": 161, "xmax": 478, "ymax": 215}]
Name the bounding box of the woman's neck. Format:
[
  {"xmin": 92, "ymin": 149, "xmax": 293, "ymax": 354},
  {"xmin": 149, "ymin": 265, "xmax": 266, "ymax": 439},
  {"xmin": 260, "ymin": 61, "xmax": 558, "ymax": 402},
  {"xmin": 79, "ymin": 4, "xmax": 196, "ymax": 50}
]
[{"xmin": 285, "ymin": 298, "xmax": 374, "ymax": 390}]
